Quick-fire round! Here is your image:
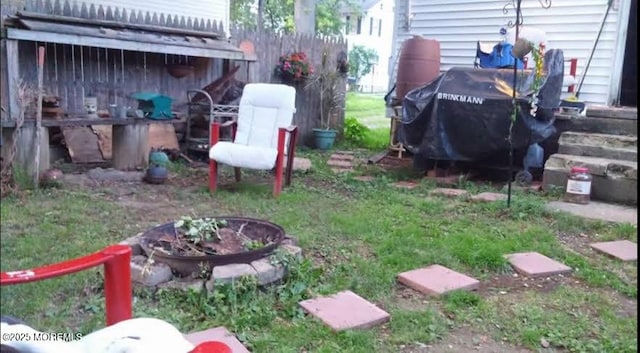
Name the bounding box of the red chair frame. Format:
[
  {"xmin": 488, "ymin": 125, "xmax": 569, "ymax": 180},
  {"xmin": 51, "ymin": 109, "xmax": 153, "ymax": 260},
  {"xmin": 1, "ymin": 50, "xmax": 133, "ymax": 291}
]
[
  {"xmin": 0, "ymin": 244, "xmax": 231, "ymax": 353},
  {"xmin": 208, "ymin": 120, "xmax": 299, "ymax": 197}
]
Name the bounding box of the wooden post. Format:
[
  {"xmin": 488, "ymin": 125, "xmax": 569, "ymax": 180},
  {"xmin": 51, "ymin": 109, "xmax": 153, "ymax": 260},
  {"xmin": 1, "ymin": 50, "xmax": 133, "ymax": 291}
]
[
  {"xmin": 13, "ymin": 125, "xmax": 50, "ymax": 179},
  {"xmin": 112, "ymin": 123, "xmax": 149, "ymax": 170},
  {"xmin": 5, "ymin": 39, "xmax": 20, "ymax": 122},
  {"xmin": 294, "ymin": 0, "xmax": 316, "ymax": 35}
]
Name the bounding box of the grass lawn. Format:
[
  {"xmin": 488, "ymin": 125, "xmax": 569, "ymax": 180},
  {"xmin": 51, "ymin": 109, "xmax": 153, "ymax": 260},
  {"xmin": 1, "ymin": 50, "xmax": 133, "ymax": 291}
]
[
  {"xmin": 344, "ymin": 92, "xmax": 390, "ymax": 151},
  {"xmin": 0, "ymin": 153, "xmax": 636, "ymax": 352}
]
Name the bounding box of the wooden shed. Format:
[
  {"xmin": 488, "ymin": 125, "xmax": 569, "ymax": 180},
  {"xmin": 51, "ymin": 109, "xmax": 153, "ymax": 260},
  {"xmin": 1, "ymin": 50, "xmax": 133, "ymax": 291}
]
[{"xmin": 0, "ymin": 0, "xmax": 256, "ymax": 178}]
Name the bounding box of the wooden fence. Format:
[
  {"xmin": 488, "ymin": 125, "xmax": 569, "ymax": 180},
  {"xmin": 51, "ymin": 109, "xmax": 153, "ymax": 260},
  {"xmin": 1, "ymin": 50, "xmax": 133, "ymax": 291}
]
[
  {"xmin": 1, "ymin": 0, "xmax": 347, "ymax": 146},
  {"xmin": 230, "ymin": 28, "xmax": 348, "ymax": 144}
]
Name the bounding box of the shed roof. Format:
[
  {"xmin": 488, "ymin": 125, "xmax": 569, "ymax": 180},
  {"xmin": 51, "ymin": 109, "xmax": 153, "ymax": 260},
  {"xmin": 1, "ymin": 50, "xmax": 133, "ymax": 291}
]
[{"xmin": 2, "ymin": 12, "xmax": 256, "ymax": 61}]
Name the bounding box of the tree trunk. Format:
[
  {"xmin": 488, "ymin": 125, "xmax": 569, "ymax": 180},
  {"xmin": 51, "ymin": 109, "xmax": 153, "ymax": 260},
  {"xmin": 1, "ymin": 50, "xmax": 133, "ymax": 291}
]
[
  {"xmin": 257, "ymin": 0, "xmax": 264, "ymax": 31},
  {"xmin": 294, "ymin": 0, "xmax": 316, "ymax": 34}
]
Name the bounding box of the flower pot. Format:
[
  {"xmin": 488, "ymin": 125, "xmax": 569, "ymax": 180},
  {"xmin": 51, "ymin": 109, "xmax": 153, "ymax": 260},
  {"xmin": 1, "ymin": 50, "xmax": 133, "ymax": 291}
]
[
  {"xmin": 149, "ymin": 150, "xmax": 170, "ymax": 166},
  {"xmin": 145, "ymin": 165, "xmax": 169, "ymax": 184},
  {"xmin": 312, "ymin": 128, "xmax": 337, "ymax": 150},
  {"xmin": 167, "ymin": 64, "xmax": 194, "ymax": 78}
]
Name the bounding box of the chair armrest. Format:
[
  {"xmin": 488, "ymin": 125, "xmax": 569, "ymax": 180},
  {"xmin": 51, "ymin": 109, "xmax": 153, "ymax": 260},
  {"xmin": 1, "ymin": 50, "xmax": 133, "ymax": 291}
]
[
  {"xmin": 220, "ymin": 118, "xmax": 238, "ymax": 128},
  {"xmin": 1, "ymin": 245, "xmax": 132, "ymax": 326},
  {"xmin": 284, "ymin": 125, "xmax": 298, "ymax": 133}
]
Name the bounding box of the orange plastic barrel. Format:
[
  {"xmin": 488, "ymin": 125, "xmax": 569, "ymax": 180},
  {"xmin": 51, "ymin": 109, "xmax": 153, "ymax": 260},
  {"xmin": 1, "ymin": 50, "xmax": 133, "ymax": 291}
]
[{"xmin": 395, "ymin": 36, "xmax": 441, "ymax": 101}]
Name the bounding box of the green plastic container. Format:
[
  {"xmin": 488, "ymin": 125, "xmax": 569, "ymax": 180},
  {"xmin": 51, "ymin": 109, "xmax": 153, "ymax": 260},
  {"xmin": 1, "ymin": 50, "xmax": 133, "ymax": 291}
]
[{"xmin": 312, "ymin": 128, "xmax": 337, "ymax": 150}]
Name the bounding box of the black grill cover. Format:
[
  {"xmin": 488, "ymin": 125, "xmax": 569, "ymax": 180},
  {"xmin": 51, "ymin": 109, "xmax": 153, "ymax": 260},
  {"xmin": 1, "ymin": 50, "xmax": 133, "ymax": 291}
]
[{"xmin": 400, "ymin": 49, "xmax": 565, "ymax": 162}]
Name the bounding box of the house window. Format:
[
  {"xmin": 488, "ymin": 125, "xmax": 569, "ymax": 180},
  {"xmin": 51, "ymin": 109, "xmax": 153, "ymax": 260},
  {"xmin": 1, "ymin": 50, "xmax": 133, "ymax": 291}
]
[
  {"xmin": 357, "ymin": 16, "xmax": 362, "ymax": 34},
  {"xmin": 369, "ymin": 17, "xmax": 374, "ymax": 35},
  {"xmin": 378, "ymin": 19, "xmax": 382, "ymax": 37},
  {"xmin": 345, "ymin": 15, "xmax": 351, "ymax": 34}
]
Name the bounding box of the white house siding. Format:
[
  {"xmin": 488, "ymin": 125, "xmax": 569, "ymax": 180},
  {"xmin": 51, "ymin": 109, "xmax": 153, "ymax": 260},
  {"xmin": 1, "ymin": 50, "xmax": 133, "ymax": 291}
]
[
  {"xmin": 389, "ymin": 0, "xmax": 631, "ymax": 105},
  {"xmin": 82, "ymin": 0, "xmax": 230, "ymax": 35},
  {"xmin": 344, "ymin": 0, "xmax": 395, "ymax": 93}
]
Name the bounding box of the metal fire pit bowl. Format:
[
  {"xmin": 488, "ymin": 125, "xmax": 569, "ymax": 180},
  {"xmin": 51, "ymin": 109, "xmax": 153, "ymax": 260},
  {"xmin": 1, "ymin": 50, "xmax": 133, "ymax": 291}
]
[{"xmin": 139, "ymin": 217, "xmax": 285, "ymax": 277}]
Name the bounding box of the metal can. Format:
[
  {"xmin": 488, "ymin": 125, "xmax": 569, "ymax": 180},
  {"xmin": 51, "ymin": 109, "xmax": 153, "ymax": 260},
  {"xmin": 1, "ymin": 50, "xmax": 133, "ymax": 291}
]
[{"xmin": 564, "ymin": 166, "xmax": 592, "ymax": 204}]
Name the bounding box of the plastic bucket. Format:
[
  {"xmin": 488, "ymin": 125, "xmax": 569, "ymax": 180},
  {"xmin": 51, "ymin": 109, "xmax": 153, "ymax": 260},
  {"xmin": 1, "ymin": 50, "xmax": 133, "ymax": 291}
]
[{"xmin": 313, "ymin": 128, "xmax": 337, "ymax": 150}]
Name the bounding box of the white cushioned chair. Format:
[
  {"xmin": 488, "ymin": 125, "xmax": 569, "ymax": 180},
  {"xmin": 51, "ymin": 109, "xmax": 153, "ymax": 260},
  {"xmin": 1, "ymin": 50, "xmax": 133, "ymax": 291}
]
[{"xmin": 208, "ymin": 83, "xmax": 298, "ymax": 197}]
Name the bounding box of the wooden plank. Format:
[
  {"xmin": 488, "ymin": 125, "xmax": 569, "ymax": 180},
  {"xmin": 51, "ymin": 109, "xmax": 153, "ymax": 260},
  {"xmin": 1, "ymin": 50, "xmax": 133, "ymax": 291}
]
[
  {"xmin": 61, "ymin": 126, "xmax": 104, "ymax": 163},
  {"xmin": 148, "ymin": 123, "xmax": 179, "ymax": 150},
  {"xmin": 91, "ymin": 125, "xmax": 112, "ymax": 159},
  {"xmin": 6, "ymin": 28, "xmax": 247, "ymax": 60},
  {"xmin": 12, "ymin": 125, "xmax": 50, "ymax": 179}
]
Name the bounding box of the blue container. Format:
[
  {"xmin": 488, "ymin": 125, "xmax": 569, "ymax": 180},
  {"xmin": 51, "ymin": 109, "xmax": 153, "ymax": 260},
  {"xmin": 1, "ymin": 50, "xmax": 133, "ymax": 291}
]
[{"xmin": 312, "ymin": 128, "xmax": 337, "ymax": 150}]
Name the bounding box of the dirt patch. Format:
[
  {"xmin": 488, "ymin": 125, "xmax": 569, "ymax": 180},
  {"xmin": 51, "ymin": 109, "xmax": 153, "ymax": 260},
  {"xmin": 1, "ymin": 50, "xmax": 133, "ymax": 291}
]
[
  {"xmin": 400, "ymin": 326, "xmax": 534, "ymax": 353},
  {"xmin": 477, "ymin": 273, "xmax": 578, "ymax": 296}
]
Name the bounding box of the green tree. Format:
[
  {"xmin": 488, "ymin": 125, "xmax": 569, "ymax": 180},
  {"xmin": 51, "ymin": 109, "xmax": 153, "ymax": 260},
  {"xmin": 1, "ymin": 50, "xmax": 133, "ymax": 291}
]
[
  {"xmin": 230, "ymin": 0, "xmax": 360, "ymax": 35},
  {"xmin": 230, "ymin": 0, "xmax": 257, "ymax": 30},
  {"xmin": 348, "ymin": 45, "xmax": 379, "ymax": 86}
]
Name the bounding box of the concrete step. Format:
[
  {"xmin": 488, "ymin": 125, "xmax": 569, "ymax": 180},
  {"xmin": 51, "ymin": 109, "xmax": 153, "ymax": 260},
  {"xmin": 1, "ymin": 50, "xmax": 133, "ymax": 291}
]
[
  {"xmin": 543, "ymin": 154, "xmax": 637, "ymax": 205},
  {"xmin": 558, "ymin": 132, "xmax": 637, "ymax": 161}
]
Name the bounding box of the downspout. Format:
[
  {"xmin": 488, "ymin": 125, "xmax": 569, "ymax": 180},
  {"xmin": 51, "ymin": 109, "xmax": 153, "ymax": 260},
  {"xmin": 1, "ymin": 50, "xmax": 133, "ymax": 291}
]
[
  {"xmin": 609, "ymin": 0, "xmax": 632, "ymax": 105},
  {"xmin": 575, "ymin": 0, "xmax": 614, "ymax": 98},
  {"xmin": 404, "ymin": 0, "xmax": 413, "ymax": 30}
]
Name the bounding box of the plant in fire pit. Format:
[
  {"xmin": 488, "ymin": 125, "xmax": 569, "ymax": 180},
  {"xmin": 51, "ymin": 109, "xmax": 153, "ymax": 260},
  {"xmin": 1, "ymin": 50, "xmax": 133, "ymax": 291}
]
[
  {"xmin": 274, "ymin": 52, "xmax": 313, "ymax": 84},
  {"xmin": 175, "ymin": 216, "xmax": 227, "ymax": 244},
  {"xmin": 151, "ymin": 216, "xmax": 271, "ymax": 256}
]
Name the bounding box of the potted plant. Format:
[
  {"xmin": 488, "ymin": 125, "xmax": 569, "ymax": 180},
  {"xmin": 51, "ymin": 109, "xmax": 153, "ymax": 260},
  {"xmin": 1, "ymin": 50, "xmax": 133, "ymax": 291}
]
[
  {"xmin": 144, "ymin": 147, "xmax": 170, "ymax": 184},
  {"xmin": 274, "ymin": 52, "xmax": 313, "ymax": 85},
  {"xmin": 305, "ymin": 49, "xmax": 345, "ymax": 150}
]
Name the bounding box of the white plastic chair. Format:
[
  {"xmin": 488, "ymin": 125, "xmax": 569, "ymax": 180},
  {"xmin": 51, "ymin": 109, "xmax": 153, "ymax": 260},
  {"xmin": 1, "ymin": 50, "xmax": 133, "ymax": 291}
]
[{"xmin": 208, "ymin": 83, "xmax": 298, "ymax": 197}]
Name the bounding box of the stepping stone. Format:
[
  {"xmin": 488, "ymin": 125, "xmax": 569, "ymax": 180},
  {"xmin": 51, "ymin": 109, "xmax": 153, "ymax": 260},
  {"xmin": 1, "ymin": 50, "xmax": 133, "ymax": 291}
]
[
  {"xmin": 505, "ymin": 252, "xmax": 572, "ymax": 278},
  {"xmin": 397, "ymin": 264, "xmax": 480, "ymax": 295},
  {"xmin": 185, "ymin": 326, "xmax": 249, "ymax": 353},
  {"xmin": 354, "ymin": 175, "xmax": 375, "ymax": 182},
  {"xmin": 429, "ymin": 188, "xmax": 468, "ymax": 198},
  {"xmin": 330, "ymin": 152, "xmax": 355, "ymax": 161},
  {"xmin": 299, "ymin": 290, "xmax": 390, "ymax": 331},
  {"xmin": 292, "ymin": 157, "xmax": 312, "ymax": 172},
  {"xmin": 331, "ymin": 167, "xmax": 353, "ymax": 174},
  {"xmin": 471, "ymin": 192, "xmax": 507, "ymax": 202},
  {"xmin": 590, "ymin": 240, "xmax": 637, "ymax": 261},
  {"xmin": 424, "ymin": 174, "xmax": 463, "ymax": 186},
  {"xmin": 327, "ymin": 159, "xmax": 353, "ymax": 168},
  {"xmin": 392, "ymin": 180, "xmax": 419, "ymax": 189}
]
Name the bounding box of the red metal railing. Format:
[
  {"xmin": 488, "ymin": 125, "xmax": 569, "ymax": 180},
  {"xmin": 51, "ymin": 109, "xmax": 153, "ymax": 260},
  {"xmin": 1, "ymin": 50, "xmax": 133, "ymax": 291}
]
[
  {"xmin": 1, "ymin": 244, "xmax": 133, "ymax": 325},
  {"xmin": 1, "ymin": 244, "xmax": 232, "ymax": 353}
]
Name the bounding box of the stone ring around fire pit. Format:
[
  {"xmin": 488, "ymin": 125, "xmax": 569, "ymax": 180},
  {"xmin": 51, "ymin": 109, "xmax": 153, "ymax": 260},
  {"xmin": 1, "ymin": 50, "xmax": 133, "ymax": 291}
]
[{"xmin": 119, "ymin": 217, "xmax": 302, "ymax": 290}]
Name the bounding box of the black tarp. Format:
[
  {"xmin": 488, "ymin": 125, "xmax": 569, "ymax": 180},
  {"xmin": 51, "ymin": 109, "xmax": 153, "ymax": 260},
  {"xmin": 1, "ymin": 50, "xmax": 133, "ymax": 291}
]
[{"xmin": 400, "ymin": 49, "xmax": 565, "ymax": 164}]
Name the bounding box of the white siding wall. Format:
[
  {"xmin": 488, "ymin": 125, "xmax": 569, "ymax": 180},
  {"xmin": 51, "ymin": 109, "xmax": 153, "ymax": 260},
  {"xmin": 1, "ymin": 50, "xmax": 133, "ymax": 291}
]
[
  {"xmin": 389, "ymin": 0, "xmax": 630, "ymax": 105},
  {"xmin": 83, "ymin": 0, "xmax": 230, "ymax": 34}
]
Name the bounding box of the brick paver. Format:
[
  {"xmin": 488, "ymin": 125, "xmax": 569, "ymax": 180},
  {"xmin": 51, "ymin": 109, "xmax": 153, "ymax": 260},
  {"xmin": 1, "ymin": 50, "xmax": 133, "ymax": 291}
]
[
  {"xmin": 299, "ymin": 290, "xmax": 390, "ymax": 331},
  {"xmin": 470, "ymin": 192, "xmax": 507, "ymax": 202},
  {"xmin": 429, "ymin": 188, "xmax": 469, "ymax": 198},
  {"xmin": 505, "ymin": 252, "xmax": 572, "ymax": 278},
  {"xmin": 398, "ymin": 264, "xmax": 480, "ymax": 295},
  {"xmin": 185, "ymin": 326, "xmax": 249, "ymax": 353},
  {"xmin": 392, "ymin": 181, "xmax": 419, "ymax": 189},
  {"xmin": 590, "ymin": 240, "xmax": 637, "ymax": 261}
]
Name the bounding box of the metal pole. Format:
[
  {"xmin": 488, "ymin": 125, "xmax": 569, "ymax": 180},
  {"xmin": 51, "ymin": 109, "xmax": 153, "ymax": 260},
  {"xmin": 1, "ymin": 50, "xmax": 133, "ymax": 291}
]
[{"xmin": 507, "ymin": 0, "xmax": 522, "ymax": 207}]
